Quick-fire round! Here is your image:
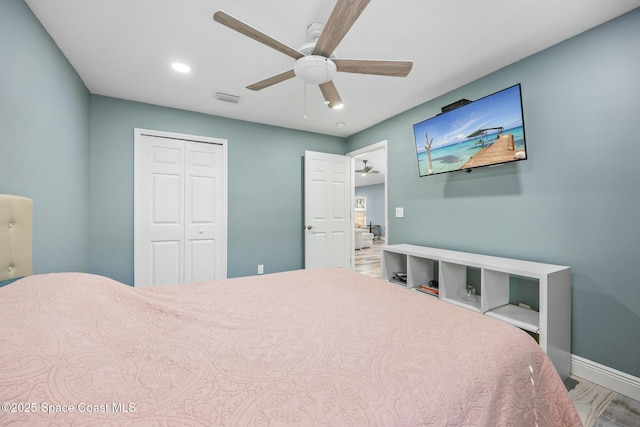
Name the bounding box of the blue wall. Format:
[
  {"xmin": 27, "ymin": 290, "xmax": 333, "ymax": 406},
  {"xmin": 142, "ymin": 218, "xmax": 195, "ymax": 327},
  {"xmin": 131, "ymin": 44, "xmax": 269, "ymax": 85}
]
[
  {"xmin": 347, "ymin": 9, "xmax": 640, "ymax": 377},
  {"xmin": 89, "ymin": 96, "xmax": 345, "ymax": 283},
  {"xmin": 0, "ymin": 0, "xmax": 91, "ymax": 273},
  {"xmin": 355, "ymin": 184, "xmax": 385, "ymax": 237}
]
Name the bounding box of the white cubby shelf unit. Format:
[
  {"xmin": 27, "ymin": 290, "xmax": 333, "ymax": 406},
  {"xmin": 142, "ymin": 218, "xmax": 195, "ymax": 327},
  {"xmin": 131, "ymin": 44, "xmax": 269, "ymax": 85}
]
[{"xmin": 381, "ymin": 244, "xmax": 571, "ymax": 379}]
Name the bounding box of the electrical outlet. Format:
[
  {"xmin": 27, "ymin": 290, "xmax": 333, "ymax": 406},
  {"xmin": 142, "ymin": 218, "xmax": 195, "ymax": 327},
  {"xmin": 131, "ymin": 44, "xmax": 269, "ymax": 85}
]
[
  {"xmin": 395, "ymin": 207, "xmax": 404, "ymax": 218},
  {"xmin": 258, "ymin": 264, "xmax": 264, "ymax": 275}
]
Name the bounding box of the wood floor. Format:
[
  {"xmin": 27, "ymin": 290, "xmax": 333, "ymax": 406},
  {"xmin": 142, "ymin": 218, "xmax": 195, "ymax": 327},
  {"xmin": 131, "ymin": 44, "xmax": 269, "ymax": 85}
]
[
  {"xmin": 354, "ymin": 239, "xmax": 383, "ymax": 278},
  {"xmin": 354, "ymin": 241, "xmax": 640, "ymax": 427}
]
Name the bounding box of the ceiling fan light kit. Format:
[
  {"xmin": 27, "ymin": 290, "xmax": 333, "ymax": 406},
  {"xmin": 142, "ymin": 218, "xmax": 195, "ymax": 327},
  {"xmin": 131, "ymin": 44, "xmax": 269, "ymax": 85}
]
[
  {"xmin": 294, "ymin": 56, "xmax": 337, "ymax": 85},
  {"xmin": 213, "ymin": 0, "xmax": 412, "ymax": 109}
]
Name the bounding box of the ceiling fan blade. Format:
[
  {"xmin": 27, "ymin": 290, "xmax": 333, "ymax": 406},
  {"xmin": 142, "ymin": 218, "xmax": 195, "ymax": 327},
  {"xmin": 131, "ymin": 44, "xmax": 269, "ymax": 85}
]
[
  {"xmin": 313, "ymin": 0, "xmax": 371, "ymax": 57},
  {"xmin": 214, "ymin": 11, "xmax": 304, "ymax": 60},
  {"xmin": 356, "ymin": 168, "xmax": 379, "ymax": 174},
  {"xmin": 334, "ymin": 59, "xmax": 413, "ymax": 77},
  {"xmin": 246, "ymin": 69, "xmax": 296, "ymax": 91},
  {"xmin": 318, "ymin": 81, "xmax": 343, "ymax": 109},
  {"xmin": 356, "ymin": 160, "xmax": 371, "ymax": 173}
]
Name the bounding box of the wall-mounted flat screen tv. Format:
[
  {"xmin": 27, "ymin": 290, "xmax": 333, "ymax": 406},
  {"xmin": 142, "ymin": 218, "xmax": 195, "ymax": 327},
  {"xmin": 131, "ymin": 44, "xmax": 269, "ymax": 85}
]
[{"xmin": 413, "ymin": 84, "xmax": 527, "ymax": 176}]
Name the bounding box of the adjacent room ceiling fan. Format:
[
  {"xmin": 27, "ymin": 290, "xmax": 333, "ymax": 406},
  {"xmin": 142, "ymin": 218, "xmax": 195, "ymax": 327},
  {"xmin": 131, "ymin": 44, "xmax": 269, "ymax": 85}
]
[
  {"xmin": 213, "ymin": 0, "xmax": 413, "ymax": 109},
  {"xmin": 356, "ymin": 160, "xmax": 379, "ymax": 174}
]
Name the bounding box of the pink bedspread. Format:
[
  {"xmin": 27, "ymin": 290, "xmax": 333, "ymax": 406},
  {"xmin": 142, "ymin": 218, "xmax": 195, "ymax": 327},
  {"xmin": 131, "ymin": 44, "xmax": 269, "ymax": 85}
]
[{"xmin": 1, "ymin": 269, "xmax": 580, "ymax": 426}]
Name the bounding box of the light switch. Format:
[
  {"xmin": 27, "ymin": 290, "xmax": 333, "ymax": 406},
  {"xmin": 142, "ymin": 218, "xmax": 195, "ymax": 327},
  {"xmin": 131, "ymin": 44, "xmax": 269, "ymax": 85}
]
[{"xmin": 395, "ymin": 207, "xmax": 404, "ymax": 218}]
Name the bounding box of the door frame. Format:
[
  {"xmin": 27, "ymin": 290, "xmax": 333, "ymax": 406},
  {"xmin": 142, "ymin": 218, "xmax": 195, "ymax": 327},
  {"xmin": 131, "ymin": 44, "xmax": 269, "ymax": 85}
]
[
  {"xmin": 347, "ymin": 140, "xmax": 388, "ymax": 270},
  {"xmin": 133, "ymin": 128, "xmax": 228, "ymax": 283}
]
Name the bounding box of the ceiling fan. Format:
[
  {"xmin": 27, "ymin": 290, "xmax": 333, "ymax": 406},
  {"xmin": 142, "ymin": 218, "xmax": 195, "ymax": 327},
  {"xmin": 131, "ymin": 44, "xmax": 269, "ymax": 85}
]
[
  {"xmin": 213, "ymin": 0, "xmax": 413, "ymax": 109},
  {"xmin": 356, "ymin": 160, "xmax": 379, "ymax": 174}
]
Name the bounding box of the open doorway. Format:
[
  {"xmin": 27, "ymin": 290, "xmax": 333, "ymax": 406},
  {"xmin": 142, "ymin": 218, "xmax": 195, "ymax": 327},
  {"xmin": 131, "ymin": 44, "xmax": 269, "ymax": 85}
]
[{"xmin": 348, "ymin": 141, "xmax": 388, "ymax": 278}]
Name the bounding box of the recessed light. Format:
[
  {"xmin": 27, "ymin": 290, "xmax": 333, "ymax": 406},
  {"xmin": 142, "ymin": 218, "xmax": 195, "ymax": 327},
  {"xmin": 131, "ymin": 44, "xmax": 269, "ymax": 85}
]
[
  {"xmin": 171, "ymin": 62, "xmax": 191, "ymax": 73},
  {"xmin": 336, "ymin": 122, "xmax": 345, "ymax": 128}
]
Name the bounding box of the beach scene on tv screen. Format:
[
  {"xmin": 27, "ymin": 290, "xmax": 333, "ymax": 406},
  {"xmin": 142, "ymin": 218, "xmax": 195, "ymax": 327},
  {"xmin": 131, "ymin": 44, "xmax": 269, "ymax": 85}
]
[{"xmin": 414, "ymin": 85, "xmax": 526, "ymax": 176}]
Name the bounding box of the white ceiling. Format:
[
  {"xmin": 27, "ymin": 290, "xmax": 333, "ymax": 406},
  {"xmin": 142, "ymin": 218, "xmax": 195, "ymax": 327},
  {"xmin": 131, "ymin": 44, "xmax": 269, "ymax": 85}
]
[{"xmin": 25, "ymin": 0, "xmax": 640, "ymax": 138}]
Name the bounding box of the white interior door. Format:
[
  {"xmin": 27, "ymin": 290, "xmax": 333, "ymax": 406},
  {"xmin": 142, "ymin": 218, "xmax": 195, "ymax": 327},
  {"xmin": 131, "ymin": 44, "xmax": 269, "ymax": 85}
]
[
  {"xmin": 136, "ymin": 135, "xmax": 184, "ymax": 286},
  {"xmin": 304, "ymin": 150, "xmax": 351, "ymax": 269},
  {"xmin": 185, "ymin": 142, "xmax": 224, "ymax": 282},
  {"xmin": 135, "ymin": 129, "xmax": 227, "ymax": 286}
]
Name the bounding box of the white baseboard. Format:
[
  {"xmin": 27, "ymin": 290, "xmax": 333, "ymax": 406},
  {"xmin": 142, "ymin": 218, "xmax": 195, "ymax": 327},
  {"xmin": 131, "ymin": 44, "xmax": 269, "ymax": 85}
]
[{"xmin": 571, "ymin": 354, "xmax": 640, "ymax": 401}]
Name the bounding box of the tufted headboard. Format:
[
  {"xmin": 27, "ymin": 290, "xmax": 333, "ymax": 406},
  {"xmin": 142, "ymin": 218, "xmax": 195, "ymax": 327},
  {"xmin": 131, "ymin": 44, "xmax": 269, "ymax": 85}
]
[{"xmin": 0, "ymin": 194, "xmax": 33, "ymax": 282}]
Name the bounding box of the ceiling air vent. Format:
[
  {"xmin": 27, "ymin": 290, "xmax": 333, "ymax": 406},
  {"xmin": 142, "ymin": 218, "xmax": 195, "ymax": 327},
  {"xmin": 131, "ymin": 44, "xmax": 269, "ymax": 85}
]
[{"xmin": 214, "ymin": 91, "xmax": 240, "ymax": 104}]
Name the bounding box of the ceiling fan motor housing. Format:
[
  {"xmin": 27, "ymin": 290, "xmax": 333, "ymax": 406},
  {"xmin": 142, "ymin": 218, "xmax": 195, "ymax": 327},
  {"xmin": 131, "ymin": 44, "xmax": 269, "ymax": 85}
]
[{"xmin": 294, "ymin": 55, "xmax": 337, "ymax": 84}]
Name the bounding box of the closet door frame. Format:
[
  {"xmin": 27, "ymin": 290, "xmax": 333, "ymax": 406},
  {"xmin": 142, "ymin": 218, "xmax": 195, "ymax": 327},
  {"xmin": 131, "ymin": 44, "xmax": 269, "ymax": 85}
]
[{"xmin": 133, "ymin": 128, "xmax": 228, "ymax": 286}]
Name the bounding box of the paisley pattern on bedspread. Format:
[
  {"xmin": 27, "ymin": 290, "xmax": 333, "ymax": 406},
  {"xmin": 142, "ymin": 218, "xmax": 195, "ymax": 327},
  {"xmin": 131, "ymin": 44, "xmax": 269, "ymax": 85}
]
[{"xmin": 0, "ymin": 269, "xmax": 581, "ymax": 426}]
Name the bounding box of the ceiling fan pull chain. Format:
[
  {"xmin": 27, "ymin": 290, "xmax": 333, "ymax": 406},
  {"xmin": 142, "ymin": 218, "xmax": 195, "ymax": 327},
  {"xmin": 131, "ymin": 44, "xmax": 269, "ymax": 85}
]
[
  {"xmin": 303, "ymin": 82, "xmax": 308, "ymax": 119},
  {"xmin": 325, "ymin": 57, "xmax": 328, "ymax": 83}
]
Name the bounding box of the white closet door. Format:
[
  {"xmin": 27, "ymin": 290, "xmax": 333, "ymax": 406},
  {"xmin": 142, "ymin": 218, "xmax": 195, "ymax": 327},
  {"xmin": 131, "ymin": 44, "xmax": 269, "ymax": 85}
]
[
  {"xmin": 135, "ymin": 131, "xmax": 226, "ymax": 287},
  {"xmin": 184, "ymin": 141, "xmax": 223, "ymax": 282},
  {"xmin": 136, "ymin": 135, "xmax": 185, "ymax": 286}
]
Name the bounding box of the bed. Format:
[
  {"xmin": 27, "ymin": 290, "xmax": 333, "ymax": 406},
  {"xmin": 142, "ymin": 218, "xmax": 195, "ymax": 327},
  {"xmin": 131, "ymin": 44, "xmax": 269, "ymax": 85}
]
[{"xmin": 0, "ymin": 194, "xmax": 581, "ymax": 426}]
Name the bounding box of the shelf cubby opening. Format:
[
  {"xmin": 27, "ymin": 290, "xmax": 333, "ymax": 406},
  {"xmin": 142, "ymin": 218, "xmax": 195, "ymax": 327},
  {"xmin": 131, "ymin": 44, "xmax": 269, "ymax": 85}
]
[
  {"xmin": 440, "ymin": 262, "xmax": 481, "ymax": 312},
  {"xmin": 382, "ymin": 250, "xmax": 408, "ymax": 286},
  {"xmin": 483, "ymin": 270, "xmax": 540, "ymax": 333},
  {"xmin": 407, "ymin": 255, "xmax": 439, "ymax": 289},
  {"xmin": 509, "ymin": 274, "xmax": 540, "ymax": 311}
]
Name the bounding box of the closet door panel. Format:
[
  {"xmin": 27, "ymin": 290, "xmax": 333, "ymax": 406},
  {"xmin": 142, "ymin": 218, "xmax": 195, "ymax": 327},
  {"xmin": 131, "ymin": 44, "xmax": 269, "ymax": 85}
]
[
  {"xmin": 185, "ymin": 142, "xmax": 223, "ymax": 283},
  {"xmin": 135, "ymin": 135, "xmax": 185, "ymax": 286}
]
